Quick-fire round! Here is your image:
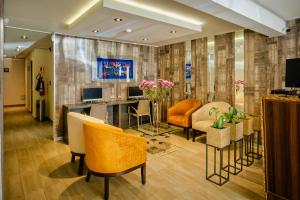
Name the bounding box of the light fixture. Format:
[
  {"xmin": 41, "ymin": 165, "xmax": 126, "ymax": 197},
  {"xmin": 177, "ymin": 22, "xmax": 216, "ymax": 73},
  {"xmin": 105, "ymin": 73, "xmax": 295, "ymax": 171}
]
[
  {"xmin": 113, "ymin": 0, "xmax": 202, "ymax": 26},
  {"xmin": 143, "ymin": 38, "xmax": 149, "ymax": 41},
  {"xmin": 170, "ymin": 30, "xmax": 177, "ymax": 34},
  {"xmin": 114, "ymin": 18, "xmax": 123, "ymax": 22},
  {"xmin": 21, "ymin": 35, "xmax": 28, "ymax": 40},
  {"xmin": 16, "ymin": 47, "xmax": 21, "ymax": 52},
  {"xmin": 66, "ymin": 0, "xmax": 101, "ymax": 26},
  {"xmin": 92, "ymin": 29, "xmax": 99, "ymax": 33},
  {"xmin": 125, "ymin": 28, "xmax": 132, "ymax": 33}
]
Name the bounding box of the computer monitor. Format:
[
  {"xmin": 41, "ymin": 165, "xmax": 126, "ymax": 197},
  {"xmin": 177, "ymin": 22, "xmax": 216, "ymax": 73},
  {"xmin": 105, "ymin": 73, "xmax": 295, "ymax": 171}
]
[
  {"xmin": 82, "ymin": 87, "xmax": 103, "ymax": 102},
  {"xmin": 128, "ymin": 86, "xmax": 143, "ymax": 99},
  {"xmin": 285, "ymin": 58, "xmax": 300, "ymax": 88}
]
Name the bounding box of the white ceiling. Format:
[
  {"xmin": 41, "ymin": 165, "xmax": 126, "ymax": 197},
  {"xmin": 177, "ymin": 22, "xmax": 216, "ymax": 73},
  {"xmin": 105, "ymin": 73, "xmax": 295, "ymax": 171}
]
[
  {"xmin": 4, "ymin": 27, "xmax": 49, "ymax": 58},
  {"xmin": 3, "ymin": 0, "xmax": 242, "ymax": 57},
  {"xmin": 4, "ymin": 0, "xmax": 299, "ymax": 58},
  {"xmin": 254, "ymin": 0, "xmax": 300, "ymax": 20}
]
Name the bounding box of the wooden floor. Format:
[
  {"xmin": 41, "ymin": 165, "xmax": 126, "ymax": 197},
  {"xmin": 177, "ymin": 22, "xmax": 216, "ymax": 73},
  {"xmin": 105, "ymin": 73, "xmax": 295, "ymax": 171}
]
[{"xmin": 4, "ymin": 107, "xmax": 266, "ymax": 200}]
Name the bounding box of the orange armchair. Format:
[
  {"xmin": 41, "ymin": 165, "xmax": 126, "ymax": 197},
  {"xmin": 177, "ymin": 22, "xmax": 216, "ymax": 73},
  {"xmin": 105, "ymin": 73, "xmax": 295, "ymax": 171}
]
[
  {"xmin": 83, "ymin": 121, "xmax": 147, "ymax": 200},
  {"xmin": 167, "ymin": 99, "xmax": 201, "ymax": 140}
]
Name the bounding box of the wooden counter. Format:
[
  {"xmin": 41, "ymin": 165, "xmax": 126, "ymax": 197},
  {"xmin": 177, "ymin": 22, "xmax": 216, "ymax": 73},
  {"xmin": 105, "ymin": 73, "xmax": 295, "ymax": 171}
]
[{"xmin": 262, "ymin": 96, "xmax": 300, "ymax": 200}]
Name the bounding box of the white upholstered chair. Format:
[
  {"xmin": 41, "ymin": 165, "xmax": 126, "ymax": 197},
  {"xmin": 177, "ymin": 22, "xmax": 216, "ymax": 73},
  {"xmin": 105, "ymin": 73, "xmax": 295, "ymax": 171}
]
[
  {"xmin": 191, "ymin": 102, "xmax": 231, "ymax": 142},
  {"xmin": 128, "ymin": 100, "xmax": 152, "ymax": 129},
  {"xmin": 67, "ymin": 112, "xmax": 104, "ymax": 175}
]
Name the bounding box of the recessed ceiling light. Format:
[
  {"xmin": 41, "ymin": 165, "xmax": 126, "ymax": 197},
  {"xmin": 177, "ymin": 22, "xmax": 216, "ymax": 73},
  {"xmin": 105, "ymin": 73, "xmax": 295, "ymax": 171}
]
[
  {"xmin": 114, "ymin": 18, "xmax": 123, "ymax": 22},
  {"xmin": 125, "ymin": 28, "xmax": 132, "ymax": 33},
  {"xmin": 143, "ymin": 38, "xmax": 149, "ymax": 41},
  {"xmin": 92, "ymin": 29, "xmax": 99, "ymax": 33},
  {"xmin": 170, "ymin": 30, "xmax": 177, "ymax": 34},
  {"xmin": 21, "ymin": 35, "xmax": 28, "ymax": 40}
]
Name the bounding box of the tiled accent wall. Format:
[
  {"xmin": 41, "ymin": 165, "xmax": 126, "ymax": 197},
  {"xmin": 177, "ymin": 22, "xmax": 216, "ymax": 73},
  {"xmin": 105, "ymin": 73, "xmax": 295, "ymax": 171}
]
[
  {"xmin": 54, "ymin": 35, "xmax": 157, "ymax": 137},
  {"xmin": 157, "ymin": 42, "xmax": 185, "ymax": 121},
  {"xmin": 214, "ymin": 32, "xmax": 235, "ymax": 105},
  {"xmin": 191, "ymin": 38, "xmax": 208, "ymax": 105}
]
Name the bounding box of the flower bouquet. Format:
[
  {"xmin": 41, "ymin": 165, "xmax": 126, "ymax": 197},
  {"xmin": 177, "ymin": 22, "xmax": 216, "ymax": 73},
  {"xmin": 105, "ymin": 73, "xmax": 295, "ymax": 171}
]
[{"xmin": 139, "ymin": 79, "xmax": 174, "ymax": 128}]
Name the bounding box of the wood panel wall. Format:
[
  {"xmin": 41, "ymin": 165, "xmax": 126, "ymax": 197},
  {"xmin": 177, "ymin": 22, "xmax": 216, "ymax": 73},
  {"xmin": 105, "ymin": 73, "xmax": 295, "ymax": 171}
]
[
  {"xmin": 157, "ymin": 42, "xmax": 185, "ymax": 121},
  {"xmin": 214, "ymin": 32, "xmax": 235, "ymax": 105},
  {"xmin": 54, "ymin": 35, "xmax": 157, "ymax": 137},
  {"xmin": 191, "ymin": 38, "xmax": 208, "ymax": 104},
  {"xmin": 244, "ymin": 30, "xmax": 268, "ymax": 115},
  {"xmin": 245, "ymin": 19, "xmax": 300, "ymax": 115}
]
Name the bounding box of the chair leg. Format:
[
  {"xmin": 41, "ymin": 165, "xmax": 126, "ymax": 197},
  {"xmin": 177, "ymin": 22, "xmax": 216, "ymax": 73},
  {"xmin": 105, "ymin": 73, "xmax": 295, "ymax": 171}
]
[
  {"xmin": 104, "ymin": 176, "xmax": 109, "ymax": 200},
  {"xmin": 129, "ymin": 114, "xmax": 131, "ymax": 128},
  {"xmin": 141, "ymin": 163, "xmax": 146, "ymax": 185},
  {"xmin": 86, "ymin": 170, "xmax": 91, "ymax": 182},
  {"xmin": 192, "ymin": 129, "xmax": 196, "ymax": 142},
  {"xmin": 137, "ymin": 116, "xmax": 140, "ymax": 129},
  {"xmin": 184, "ymin": 128, "xmax": 190, "ymax": 140},
  {"xmin": 78, "ymin": 155, "xmax": 85, "ymax": 175},
  {"xmin": 71, "ymin": 153, "xmax": 75, "ymax": 163},
  {"xmin": 149, "ymin": 115, "xmax": 152, "ymax": 125}
]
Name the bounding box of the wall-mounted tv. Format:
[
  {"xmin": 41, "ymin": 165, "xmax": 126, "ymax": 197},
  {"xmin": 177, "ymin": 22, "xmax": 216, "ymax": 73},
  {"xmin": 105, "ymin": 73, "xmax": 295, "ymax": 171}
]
[
  {"xmin": 285, "ymin": 58, "xmax": 300, "ymax": 88},
  {"xmin": 128, "ymin": 86, "xmax": 143, "ymax": 99},
  {"xmin": 82, "ymin": 87, "xmax": 102, "ymax": 102}
]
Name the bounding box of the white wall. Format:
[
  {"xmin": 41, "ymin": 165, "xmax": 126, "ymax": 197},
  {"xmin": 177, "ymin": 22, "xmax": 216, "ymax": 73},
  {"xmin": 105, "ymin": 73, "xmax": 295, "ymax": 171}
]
[
  {"xmin": 26, "ymin": 48, "xmax": 54, "ymax": 120},
  {"xmin": 3, "ymin": 58, "xmax": 25, "ymax": 106}
]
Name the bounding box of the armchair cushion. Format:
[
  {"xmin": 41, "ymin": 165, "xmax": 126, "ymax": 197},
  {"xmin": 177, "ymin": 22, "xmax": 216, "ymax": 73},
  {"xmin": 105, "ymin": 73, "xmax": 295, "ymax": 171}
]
[
  {"xmin": 167, "ymin": 99, "xmax": 201, "ymax": 128},
  {"xmin": 192, "ymin": 101, "xmax": 231, "ymax": 132},
  {"xmin": 192, "ymin": 120, "xmax": 214, "ymax": 132},
  {"xmin": 83, "ymin": 122, "xmax": 147, "ymax": 174}
]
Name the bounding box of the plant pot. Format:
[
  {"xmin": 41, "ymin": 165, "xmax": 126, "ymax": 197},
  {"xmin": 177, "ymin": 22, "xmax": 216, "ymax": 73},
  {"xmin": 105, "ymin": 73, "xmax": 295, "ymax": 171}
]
[
  {"xmin": 226, "ymin": 122, "xmax": 243, "ymax": 141},
  {"xmin": 243, "ymin": 118, "xmax": 254, "ymax": 136},
  {"xmin": 207, "ymin": 126, "xmax": 231, "ymax": 148}
]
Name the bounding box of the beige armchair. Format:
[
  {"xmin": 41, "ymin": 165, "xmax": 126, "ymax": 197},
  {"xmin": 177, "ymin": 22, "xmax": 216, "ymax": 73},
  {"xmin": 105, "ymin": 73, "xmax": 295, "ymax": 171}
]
[
  {"xmin": 191, "ymin": 102, "xmax": 231, "ymax": 142},
  {"xmin": 128, "ymin": 100, "xmax": 152, "ymax": 129},
  {"xmin": 67, "ymin": 112, "xmax": 104, "ymax": 175}
]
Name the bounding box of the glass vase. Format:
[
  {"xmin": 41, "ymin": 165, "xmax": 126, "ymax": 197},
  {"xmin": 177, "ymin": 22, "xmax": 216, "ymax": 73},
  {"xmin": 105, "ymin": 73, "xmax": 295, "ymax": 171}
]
[{"xmin": 152, "ymin": 101, "xmax": 161, "ymax": 128}]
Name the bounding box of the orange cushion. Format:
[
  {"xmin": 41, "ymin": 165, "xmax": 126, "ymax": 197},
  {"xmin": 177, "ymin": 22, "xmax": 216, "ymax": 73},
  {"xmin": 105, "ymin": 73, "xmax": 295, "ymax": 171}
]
[{"xmin": 168, "ymin": 115, "xmax": 188, "ymax": 127}]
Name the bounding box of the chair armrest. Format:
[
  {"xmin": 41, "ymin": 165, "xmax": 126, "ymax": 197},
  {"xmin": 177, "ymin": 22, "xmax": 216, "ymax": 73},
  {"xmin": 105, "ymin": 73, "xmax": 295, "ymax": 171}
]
[
  {"xmin": 192, "ymin": 107, "xmax": 207, "ymax": 125},
  {"xmin": 185, "ymin": 106, "xmax": 200, "ymax": 118},
  {"xmin": 128, "ymin": 106, "xmax": 137, "ymax": 114},
  {"xmin": 115, "ymin": 133, "xmax": 147, "ymax": 167},
  {"xmin": 168, "ymin": 105, "xmax": 180, "ymax": 116}
]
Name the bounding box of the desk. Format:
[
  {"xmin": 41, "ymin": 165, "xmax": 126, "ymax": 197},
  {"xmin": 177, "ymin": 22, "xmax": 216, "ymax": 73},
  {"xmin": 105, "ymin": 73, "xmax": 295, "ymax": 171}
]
[
  {"xmin": 262, "ymin": 96, "xmax": 300, "ymax": 200},
  {"xmin": 63, "ymin": 100, "xmax": 149, "ymax": 143}
]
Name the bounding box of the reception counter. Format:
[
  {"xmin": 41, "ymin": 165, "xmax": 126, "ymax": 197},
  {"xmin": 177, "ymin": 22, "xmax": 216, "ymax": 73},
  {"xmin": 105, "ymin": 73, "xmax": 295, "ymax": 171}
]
[{"xmin": 262, "ymin": 96, "xmax": 300, "ymax": 200}]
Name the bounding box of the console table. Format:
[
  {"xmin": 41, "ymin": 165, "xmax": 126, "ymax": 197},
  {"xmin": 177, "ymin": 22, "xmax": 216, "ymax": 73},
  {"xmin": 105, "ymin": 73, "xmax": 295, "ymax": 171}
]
[
  {"xmin": 262, "ymin": 96, "xmax": 300, "ymax": 200},
  {"xmin": 63, "ymin": 100, "xmax": 150, "ymax": 143}
]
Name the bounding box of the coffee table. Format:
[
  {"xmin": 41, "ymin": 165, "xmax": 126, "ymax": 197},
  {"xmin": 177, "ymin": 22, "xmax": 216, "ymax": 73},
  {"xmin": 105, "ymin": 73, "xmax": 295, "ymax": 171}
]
[{"xmin": 138, "ymin": 123, "xmax": 181, "ymax": 153}]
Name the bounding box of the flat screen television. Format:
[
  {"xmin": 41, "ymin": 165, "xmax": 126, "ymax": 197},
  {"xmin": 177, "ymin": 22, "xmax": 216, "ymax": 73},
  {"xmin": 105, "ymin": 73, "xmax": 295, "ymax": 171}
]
[
  {"xmin": 128, "ymin": 86, "xmax": 143, "ymax": 99},
  {"xmin": 285, "ymin": 58, "xmax": 300, "ymax": 88},
  {"xmin": 82, "ymin": 87, "xmax": 102, "ymax": 102}
]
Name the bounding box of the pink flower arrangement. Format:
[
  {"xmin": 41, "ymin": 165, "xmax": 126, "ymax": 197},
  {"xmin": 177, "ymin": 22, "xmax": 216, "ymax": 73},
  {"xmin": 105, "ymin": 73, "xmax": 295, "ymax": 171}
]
[
  {"xmin": 139, "ymin": 79, "xmax": 174, "ymax": 102},
  {"xmin": 235, "ymin": 80, "xmax": 244, "ymax": 85}
]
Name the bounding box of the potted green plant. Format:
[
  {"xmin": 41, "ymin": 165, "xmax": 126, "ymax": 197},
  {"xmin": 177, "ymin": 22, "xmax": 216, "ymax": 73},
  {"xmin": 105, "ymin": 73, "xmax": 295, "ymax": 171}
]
[
  {"xmin": 238, "ymin": 110, "xmax": 254, "ymax": 136},
  {"xmin": 224, "ymin": 106, "xmax": 243, "ymax": 141},
  {"xmin": 206, "ymin": 107, "xmax": 230, "ymax": 148}
]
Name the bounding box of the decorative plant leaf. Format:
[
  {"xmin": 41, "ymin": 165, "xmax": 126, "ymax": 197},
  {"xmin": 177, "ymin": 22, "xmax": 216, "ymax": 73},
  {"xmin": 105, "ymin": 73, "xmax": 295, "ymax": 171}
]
[{"xmin": 224, "ymin": 106, "xmax": 240, "ymax": 124}]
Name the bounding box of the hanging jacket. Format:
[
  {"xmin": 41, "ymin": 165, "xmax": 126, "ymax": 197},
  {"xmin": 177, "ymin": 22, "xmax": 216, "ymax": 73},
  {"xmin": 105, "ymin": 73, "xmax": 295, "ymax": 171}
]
[{"xmin": 35, "ymin": 76, "xmax": 45, "ymax": 96}]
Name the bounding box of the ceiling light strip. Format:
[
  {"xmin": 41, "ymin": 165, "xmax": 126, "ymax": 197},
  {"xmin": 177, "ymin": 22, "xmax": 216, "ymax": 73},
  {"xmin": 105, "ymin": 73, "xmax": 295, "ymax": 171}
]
[
  {"xmin": 66, "ymin": 0, "xmax": 101, "ymax": 25},
  {"xmin": 113, "ymin": 0, "xmax": 202, "ymax": 25}
]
